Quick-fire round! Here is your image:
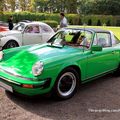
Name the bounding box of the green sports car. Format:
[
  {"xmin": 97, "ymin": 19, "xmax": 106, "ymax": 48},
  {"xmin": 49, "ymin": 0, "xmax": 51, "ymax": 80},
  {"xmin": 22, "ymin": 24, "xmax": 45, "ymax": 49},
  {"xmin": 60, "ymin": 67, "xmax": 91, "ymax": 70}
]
[{"xmin": 0, "ymin": 27, "xmax": 120, "ymax": 100}]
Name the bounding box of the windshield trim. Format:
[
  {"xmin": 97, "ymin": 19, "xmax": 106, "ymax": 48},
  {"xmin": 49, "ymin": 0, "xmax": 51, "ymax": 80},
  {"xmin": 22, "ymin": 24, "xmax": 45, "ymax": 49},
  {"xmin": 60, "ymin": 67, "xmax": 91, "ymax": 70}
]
[
  {"xmin": 13, "ymin": 23, "xmax": 26, "ymax": 32},
  {"xmin": 48, "ymin": 28, "xmax": 94, "ymax": 50}
]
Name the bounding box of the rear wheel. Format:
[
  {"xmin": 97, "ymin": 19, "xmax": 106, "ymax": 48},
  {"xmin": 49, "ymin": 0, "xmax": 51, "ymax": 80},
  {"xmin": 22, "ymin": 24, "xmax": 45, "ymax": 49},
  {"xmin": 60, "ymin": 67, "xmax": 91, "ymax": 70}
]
[
  {"xmin": 54, "ymin": 68, "xmax": 80, "ymax": 100},
  {"xmin": 3, "ymin": 40, "xmax": 19, "ymax": 49}
]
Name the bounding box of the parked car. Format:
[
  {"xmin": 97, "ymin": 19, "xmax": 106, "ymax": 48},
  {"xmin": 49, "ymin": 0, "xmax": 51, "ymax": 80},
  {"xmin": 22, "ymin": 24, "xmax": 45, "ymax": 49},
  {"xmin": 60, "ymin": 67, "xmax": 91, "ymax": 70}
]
[
  {"xmin": 0, "ymin": 27, "xmax": 120, "ymax": 100},
  {"xmin": 0, "ymin": 21, "xmax": 55, "ymax": 50},
  {"xmin": 0, "ymin": 21, "xmax": 9, "ymax": 32},
  {"xmin": 0, "ymin": 26, "xmax": 8, "ymax": 32}
]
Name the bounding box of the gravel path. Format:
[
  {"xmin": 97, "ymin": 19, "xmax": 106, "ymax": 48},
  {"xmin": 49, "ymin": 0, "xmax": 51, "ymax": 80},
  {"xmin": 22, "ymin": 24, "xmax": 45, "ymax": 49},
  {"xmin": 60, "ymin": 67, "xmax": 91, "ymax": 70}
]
[{"xmin": 1, "ymin": 74, "xmax": 120, "ymax": 120}]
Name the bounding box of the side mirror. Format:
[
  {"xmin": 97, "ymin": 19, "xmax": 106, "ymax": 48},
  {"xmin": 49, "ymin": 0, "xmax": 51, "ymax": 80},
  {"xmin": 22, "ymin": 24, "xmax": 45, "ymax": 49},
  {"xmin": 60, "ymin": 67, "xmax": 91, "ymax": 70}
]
[{"xmin": 91, "ymin": 45, "xmax": 102, "ymax": 52}]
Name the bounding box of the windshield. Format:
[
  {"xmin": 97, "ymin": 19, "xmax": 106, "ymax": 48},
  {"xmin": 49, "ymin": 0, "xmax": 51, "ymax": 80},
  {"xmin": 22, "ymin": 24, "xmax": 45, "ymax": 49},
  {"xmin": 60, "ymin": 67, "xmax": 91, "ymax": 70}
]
[
  {"xmin": 13, "ymin": 23, "xmax": 25, "ymax": 31},
  {"xmin": 48, "ymin": 29, "xmax": 93, "ymax": 48}
]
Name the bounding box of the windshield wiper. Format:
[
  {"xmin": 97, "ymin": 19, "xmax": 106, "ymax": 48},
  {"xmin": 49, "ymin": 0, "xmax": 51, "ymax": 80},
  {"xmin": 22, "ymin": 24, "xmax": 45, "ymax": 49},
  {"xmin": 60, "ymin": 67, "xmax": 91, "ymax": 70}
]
[{"xmin": 47, "ymin": 43, "xmax": 64, "ymax": 48}]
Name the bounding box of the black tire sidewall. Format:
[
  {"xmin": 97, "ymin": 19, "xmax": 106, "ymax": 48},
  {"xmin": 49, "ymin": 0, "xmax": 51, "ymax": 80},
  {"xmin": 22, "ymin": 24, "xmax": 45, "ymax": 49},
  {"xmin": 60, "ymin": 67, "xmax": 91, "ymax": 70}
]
[
  {"xmin": 3, "ymin": 40, "xmax": 18, "ymax": 49},
  {"xmin": 54, "ymin": 67, "xmax": 80, "ymax": 100}
]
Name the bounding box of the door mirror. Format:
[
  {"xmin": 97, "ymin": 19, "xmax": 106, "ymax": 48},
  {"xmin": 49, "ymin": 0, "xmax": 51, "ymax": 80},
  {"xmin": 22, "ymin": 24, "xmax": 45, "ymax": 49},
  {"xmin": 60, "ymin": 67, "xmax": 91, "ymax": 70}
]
[{"xmin": 91, "ymin": 45, "xmax": 102, "ymax": 52}]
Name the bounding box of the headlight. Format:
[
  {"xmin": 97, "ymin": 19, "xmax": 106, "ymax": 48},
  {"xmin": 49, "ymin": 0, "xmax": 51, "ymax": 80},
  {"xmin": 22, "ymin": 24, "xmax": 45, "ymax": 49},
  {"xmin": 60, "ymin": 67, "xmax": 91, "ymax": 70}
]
[
  {"xmin": 32, "ymin": 61, "xmax": 44, "ymax": 76},
  {"xmin": 0, "ymin": 51, "xmax": 3, "ymax": 61}
]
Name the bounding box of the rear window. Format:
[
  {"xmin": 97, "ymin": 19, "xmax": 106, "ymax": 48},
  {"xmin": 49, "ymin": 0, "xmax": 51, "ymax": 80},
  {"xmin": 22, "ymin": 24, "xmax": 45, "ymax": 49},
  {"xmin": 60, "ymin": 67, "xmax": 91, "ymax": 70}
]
[
  {"xmin": 41, "ymin": 24, "xmax": 53, "ymax": 33},
  {"xmin": 93, "ymin": 32, "xmax": 111, "ymax": 47},
  {"xmin": 112, "ymin": 35, "xmax": 120, "ymax": 45}
]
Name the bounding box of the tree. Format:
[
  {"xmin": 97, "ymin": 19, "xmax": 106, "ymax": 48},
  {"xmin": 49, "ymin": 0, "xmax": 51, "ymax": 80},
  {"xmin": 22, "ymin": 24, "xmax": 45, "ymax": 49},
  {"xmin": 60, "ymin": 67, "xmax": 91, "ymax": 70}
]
[
  {"xmin": 1, "ymin": 0, "xmax": 120, "ymax": 16},
  {"xmin": 97, "ymin": 19, "xmax": 101, "ymax": 26},
  {"xmin": 35, "ymin": 0, "xmax": 49, "ymax": 12},
  {"xmin": 34, "ymin": 0, "xmax": 78, "ymax": 13},
  {"xmin": 0, "ymin": 0, "xmax": 4, "ymax": 13},
  {"xmin": 92, "ymin": 0, "xmax": 120, "ymax": 15},
  {"xmin": 6, "ymin": 0, "xmax": 16, "ymax": 12},
  {"xmin": 106, "ymin": 20, "xmax": 111, "ymax": 26},
  {"xmin": 88, "ymin": 19, "xmax": 92, "ymax": 25},
  {"xmin": 77, "ymin": 0, "xmax": 94, "ymax": 14},
  {"xmin": 18, "ymin": 0, "xmax": 35, "ymax": 11}
]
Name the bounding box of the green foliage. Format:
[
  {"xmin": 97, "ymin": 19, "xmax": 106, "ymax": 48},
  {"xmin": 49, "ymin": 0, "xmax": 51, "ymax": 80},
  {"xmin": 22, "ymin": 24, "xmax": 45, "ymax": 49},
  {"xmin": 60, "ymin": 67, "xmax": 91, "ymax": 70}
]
[
  {"xmin": 67, "ymin": 14, "xmax": 80, "ymax": 25},
  {"xmin": 79, "ymin": 19, "xmax": 83, "ymax": 25},
  {"xmin": 1, "ymin": 0, "xmax": 120, "ymax": 16},
  {"xmin": 88, "ymin": 19, "xmax": 92, "ymax": 26},
  {"xmin": 1, "ymin": 12, "xmax": 120, "ymax": 27},
  {"xmin": 82, "ymin": 15, "xmax": 117, "ymax": 26},
  {"xmin": 106, "ymin": 20, "xmax": 111, "ymax": 26},
  {"xmin": 92, "ymin": 0, "xmax": 120, "ymax": 15},
  {"xmin": 42, "ymin": 20, "xmax": 58, "ymax": 28},
  {"xmin": 116, "ymin": 20, "xmax": 120, "ymax": 26},
  {"xmin": 0, "ymin": 12, "xmax": 80, "ymax": 26},
  {"xmin": 44, "ymin": 13, "xmax": 60, "ymax": 22},
  {"xmin": 97, "ymin": 19, "xmax": 101, "ymax": 26},
  {"xmin": 115, "ymin": 16, "xmax": 120, "ymax": 26}
]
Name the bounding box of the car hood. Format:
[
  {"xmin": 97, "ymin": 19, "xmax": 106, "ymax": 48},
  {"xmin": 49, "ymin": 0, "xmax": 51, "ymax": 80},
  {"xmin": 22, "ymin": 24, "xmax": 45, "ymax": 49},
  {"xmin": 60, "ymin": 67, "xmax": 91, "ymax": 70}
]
[
  {"xmin": 0, "ymin": 44, "xmax": 83, "ymax": 79},
  {"xmin": 0, "ymin": 30, "xmax": 21, "ymax": 36}
]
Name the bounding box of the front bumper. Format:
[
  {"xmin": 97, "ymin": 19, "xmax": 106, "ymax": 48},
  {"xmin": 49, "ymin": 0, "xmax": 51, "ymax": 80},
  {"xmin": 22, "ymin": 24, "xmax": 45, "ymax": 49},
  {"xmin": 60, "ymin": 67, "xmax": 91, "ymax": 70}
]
[{"xmin": 0, "ymin": 76, "xmax": 52, "ymax": 96}]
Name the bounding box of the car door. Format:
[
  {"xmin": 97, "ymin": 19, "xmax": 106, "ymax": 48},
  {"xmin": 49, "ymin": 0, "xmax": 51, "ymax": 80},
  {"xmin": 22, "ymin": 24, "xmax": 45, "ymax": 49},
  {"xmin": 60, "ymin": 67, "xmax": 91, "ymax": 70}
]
[
  {"xmin": 22, "ymin": 25, "xmax": 42, "ymax": 45},
  {"xmin": 40, "ymin": 24, "xmax": 54, "ymax": 42},
  {"xmin": 86, "ymin": 32, "xmax": 119, "ymax": 79}
]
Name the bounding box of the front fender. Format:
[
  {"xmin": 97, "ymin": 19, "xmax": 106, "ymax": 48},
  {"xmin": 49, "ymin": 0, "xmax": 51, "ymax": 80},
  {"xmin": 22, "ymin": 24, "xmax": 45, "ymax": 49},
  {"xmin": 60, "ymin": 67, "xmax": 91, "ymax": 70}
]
[
  {"xmin": 58, "ymin": 62, "xmax": 80, "ymax": 75},
  {"xmin": 0, "ymin": 36, "xmax": 22, "ymax": 47}
]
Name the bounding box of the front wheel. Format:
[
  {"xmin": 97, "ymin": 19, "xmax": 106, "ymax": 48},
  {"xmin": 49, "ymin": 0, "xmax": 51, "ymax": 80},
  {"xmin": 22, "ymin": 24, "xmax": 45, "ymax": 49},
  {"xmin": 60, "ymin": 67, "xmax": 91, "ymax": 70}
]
[
  {"xmin": 54, "ymin": 68, "xmax": 79, "ymax": 100},
  {"xmin": 113, "ymin": 65, "xmax": 120, "ymax": 76},
  {"xmin": 3, "ymin": 40, "xmax": 19, "ymax": 49}
]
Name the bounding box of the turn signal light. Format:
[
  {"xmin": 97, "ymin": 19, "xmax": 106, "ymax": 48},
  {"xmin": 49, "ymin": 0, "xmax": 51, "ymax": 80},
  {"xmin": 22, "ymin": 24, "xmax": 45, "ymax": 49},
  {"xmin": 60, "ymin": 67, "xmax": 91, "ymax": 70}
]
[{"xmin": 22, "ymin": 84, "xmax": 33, "ymax": 88}]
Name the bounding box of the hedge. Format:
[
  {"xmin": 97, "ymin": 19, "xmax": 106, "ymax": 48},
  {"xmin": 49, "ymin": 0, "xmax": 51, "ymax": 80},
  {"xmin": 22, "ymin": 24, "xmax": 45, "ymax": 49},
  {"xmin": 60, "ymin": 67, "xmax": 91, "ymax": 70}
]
[
  {"xmin": 1, "ymin": 12, "xmax": 120, "ymax": 27},
  {"xmin": 67, "ymin": 14, "xmax": 80, "ymax": 25},
  {"xmin": 0, "ymin": 12, "xmax": 80, "ymax": 26},
  {"xmin": 42, "ymin": 20, "xmax": 58, "ymax": 28},
  {"xmin": 81, "ymin": 15, "xmax": 117, "ymax": 26}
]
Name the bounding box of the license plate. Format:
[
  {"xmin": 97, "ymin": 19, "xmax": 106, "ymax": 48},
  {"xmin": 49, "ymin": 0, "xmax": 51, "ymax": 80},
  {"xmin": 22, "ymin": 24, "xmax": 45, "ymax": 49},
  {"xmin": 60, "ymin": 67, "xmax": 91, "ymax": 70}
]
[{"xmin": 0, "ymin": 81, "xmax": 13, "ymax": 92}]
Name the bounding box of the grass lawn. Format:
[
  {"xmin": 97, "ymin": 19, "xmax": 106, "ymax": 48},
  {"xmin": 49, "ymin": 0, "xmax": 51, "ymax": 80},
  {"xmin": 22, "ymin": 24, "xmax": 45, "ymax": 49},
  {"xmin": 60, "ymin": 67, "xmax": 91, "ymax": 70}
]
[{"xmin": 69, "ymin": 25, "xmax": 120, "ymax": 40}]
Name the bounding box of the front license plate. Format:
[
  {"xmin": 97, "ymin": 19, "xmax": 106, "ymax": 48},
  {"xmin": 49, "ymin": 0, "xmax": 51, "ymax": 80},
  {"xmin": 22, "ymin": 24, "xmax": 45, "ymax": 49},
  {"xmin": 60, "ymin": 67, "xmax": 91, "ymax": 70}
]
[{"xmin": 0, "ymin": 81, "xmax": 13, "ymax": 92}]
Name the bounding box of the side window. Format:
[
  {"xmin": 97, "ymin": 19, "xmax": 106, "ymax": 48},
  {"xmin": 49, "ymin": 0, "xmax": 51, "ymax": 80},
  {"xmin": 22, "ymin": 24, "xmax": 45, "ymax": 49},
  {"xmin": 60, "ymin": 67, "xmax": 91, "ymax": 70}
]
[
  {"xmin": 93, "ymin": 32, "xmax": 111, "ymax": 47},
  {"xmin": 79, "ymin": 31, "xmax": 93, "ymax": 48},
  {"xmin": 25, "ymin": 25, "xmax": 40, "ymax": 33},
  {"xmin": 32, "ymin": 25, "xmax": 40, "ymax": 33},
  {"xmin": 41, "ymin": 24, "xmax": 53, "ymax": 33},
  {"xmin": 112, "ymin": 35, "xmax": 120, "ymax": 45},
  {"xmin": 25, "ymin": 26, "xmax": 33, "ymax": 33}
]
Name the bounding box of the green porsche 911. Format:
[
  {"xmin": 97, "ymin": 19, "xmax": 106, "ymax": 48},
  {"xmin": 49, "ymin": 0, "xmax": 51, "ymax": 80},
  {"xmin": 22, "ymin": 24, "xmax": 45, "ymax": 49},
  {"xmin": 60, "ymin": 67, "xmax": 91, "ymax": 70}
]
[{"xmin": 0, "ymin": 27, "xmax": 120, "ymax": 100}]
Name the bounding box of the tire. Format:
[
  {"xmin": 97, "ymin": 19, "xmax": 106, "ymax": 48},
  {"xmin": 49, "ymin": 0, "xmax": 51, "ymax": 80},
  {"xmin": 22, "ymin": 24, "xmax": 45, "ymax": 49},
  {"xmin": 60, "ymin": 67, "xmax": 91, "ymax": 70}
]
[
  {"xmin": 54, "ymin": 67, "xmax": 80, "ymax": 100},
  {"xmin": 3, "ymin": 40, "xmax": 19, "ymax": 49},
  {"xmin": 113, "ymin": 65, "xmax": 120, "ymax": 76}
]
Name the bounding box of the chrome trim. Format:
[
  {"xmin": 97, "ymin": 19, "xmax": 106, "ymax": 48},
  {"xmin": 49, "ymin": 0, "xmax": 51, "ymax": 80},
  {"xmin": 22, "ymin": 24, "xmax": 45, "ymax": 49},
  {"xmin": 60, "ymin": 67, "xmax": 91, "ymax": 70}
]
[
  {"xmin": 82, "ymin": 68, "xmax": 117, "ymax": 83},
  {"xmin": 0, "ymin": 81, "xmax": 13, "ymax": 92},
  {"xmin": 0, "ymin": 68, "xmax": 35, "ymax": 81},
  {"xmin": 0, "ymin": 76, "xmax": 21, "ymax": 85}
]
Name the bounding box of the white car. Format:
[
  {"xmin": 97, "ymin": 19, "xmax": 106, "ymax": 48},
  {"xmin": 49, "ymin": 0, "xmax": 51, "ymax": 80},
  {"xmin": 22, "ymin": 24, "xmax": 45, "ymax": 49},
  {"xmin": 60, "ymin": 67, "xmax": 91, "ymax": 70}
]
[{"xmin": 0, "ymin": 21, "xmax": 55, "ymax": 49}]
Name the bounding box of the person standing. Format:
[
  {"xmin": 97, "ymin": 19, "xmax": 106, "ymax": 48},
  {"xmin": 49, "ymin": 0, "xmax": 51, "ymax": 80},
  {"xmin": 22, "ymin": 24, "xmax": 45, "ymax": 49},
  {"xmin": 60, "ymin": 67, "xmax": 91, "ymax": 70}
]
[
  {"xmin": 8, "ymin": 16, "xmax": 14, "ymax": 30},
  {"xmin": 60, "ymin": 12, "xmax": 68, "ymax": 28}
]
